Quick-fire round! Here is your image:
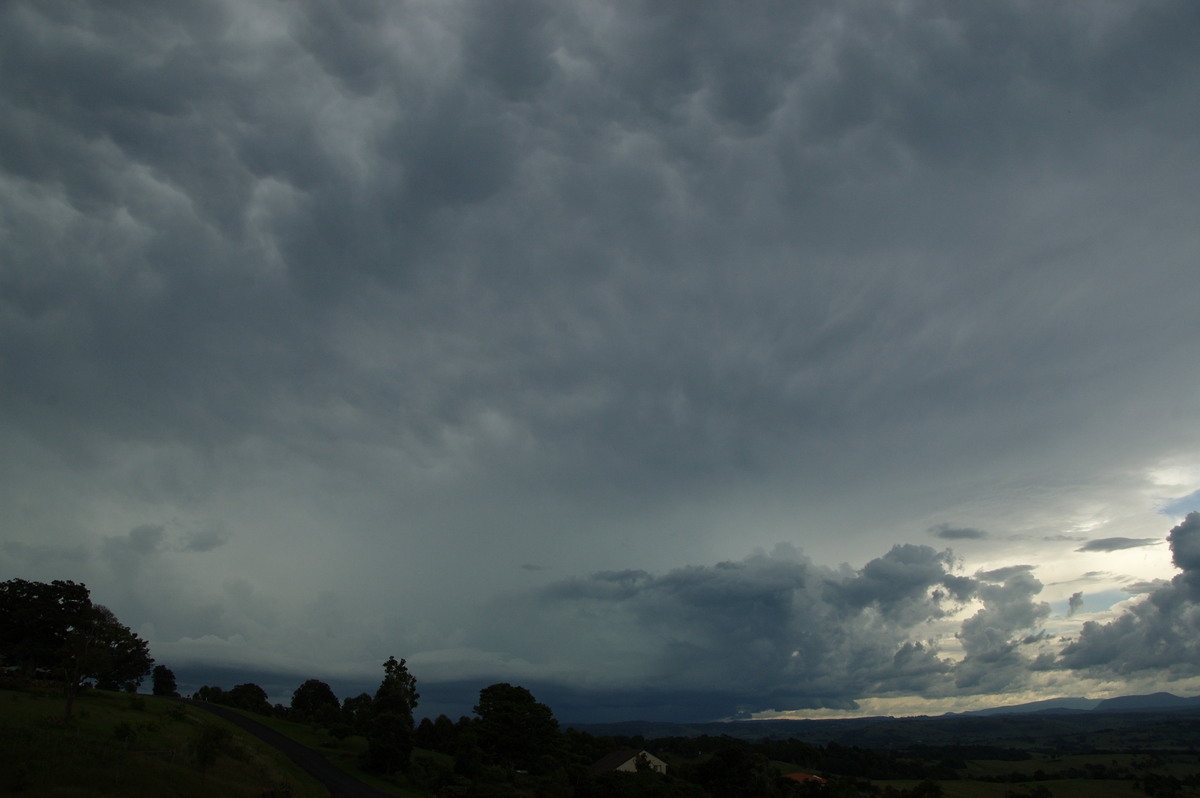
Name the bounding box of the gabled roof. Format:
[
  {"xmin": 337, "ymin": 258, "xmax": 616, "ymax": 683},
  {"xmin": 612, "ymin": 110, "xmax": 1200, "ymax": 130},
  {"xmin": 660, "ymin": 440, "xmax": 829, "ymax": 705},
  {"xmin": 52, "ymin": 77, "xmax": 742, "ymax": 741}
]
[{"xmin": 591, "ymin": 748, "xmax": 663, "ymax": 773}]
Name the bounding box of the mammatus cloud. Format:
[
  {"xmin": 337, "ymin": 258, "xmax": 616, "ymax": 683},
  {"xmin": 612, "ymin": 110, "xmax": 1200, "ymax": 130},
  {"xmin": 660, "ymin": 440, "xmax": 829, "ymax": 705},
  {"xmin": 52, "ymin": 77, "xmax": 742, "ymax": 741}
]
[
  {"xmin": 1076, "ymin": 537, "xmax": 1160, "ymax": 553},
  {"xmin": 3, "ymin": 0, "xmax": 1200, "ymax": 724},
  {"xmin": 1058, "ymin": 513, "xmax": 1200, "ymax": 673}
]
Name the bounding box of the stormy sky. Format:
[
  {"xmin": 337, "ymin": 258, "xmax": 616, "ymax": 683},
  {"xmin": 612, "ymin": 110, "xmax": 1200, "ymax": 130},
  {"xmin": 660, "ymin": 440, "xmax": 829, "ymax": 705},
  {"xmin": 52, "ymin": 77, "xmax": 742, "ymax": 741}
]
[{"xmin": 3, "ymin": 0, "xmax": 1200, "ymax": 723}]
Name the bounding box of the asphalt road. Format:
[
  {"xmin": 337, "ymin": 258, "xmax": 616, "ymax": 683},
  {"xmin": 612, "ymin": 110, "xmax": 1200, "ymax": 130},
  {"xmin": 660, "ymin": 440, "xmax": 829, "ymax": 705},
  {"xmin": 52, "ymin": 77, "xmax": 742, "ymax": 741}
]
[{"xmin": 185, "ymin": 700, "xmax": 397, "ymax": 798}]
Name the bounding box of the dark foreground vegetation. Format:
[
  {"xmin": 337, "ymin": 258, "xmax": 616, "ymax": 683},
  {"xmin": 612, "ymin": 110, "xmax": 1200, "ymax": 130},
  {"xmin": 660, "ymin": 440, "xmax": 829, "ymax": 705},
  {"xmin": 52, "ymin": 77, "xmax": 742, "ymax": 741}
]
[
  {"xmin": 6, "ymin": 577, "xmax": 1200, "ymax": 796},
  {"xmin": 0, "ymin": 682, "xmax": 325, "ymax": 796}
]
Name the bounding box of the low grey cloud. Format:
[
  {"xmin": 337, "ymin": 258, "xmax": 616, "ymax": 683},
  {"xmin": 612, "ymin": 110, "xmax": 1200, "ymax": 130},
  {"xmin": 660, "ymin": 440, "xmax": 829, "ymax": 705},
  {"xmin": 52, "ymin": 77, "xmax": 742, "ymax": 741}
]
[
  {"xmin": 181, "ymin": 527, "xmax": 228, "ymax": 554},
  {"xmin": 1124, "ymin": 580, "xmax": 1167, "ymax": 595},
  {"xmin": 1058, "ymin": 514, "xmax": 1200, "ymax": 674},
  {"xmin": 1076, "ymin": 537, "xmax": 1161, "ymax": 553},
  {"xmin": 478, "ymin": 542, "xmax": 1053, "ymax": 717},
  {"xmin": 930, "ymin": 524, "xmax": 988, "ymax": 541},
  {"xmin": 1067, "ymin": 591, "xmax": 1084, "ymax": 616},
  {"xmin": 2, "ymin": 541, "xmax": 90, "ymax": 568},
  {"xmin": 976, "ymin": 565, "xmax": 1035, "ymax": 583},
  {"xmin": 103, "ymin": 525, "xmax": 165, "ymax": 560}
]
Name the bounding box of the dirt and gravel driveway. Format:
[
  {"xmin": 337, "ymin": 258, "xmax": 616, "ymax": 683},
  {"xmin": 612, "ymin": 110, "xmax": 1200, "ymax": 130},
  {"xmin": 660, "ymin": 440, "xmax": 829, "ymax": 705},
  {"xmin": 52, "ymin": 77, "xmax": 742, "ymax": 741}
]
[{"xmin": 186, "ymin": 700, "xmax": 397, "ymax": 798}]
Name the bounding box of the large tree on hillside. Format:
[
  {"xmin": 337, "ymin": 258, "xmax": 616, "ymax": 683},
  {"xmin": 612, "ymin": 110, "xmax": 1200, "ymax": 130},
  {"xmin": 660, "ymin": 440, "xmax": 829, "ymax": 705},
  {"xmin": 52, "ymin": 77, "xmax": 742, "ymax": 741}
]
[
  {"xmin": 474, "ymin": 682, "xmax": 560, "ymax": 772},
  {"xmin": 152, "ymin": 664, "xmax": 179, "ymax": 697},
  {"xmin": 227, "ymin": 682, "xmax": 272, "ymax": 714},
  {"xmin": 86, "ymin": 605, "xmax": 154, "ymax": 692},
  {"xmin": 0, "ymin": 579, "xmax": 92, "ymax": 675},
  {"xmin": 0, "ymin": 579, "xmax": 154, "ymax": 717},
  {"xmin": 291, "ymin": 678, "xmax": 340, "ymax": 721},
  {"xmin": 364, "ymin": 656, "xmax": 419, "ymax": 774}
]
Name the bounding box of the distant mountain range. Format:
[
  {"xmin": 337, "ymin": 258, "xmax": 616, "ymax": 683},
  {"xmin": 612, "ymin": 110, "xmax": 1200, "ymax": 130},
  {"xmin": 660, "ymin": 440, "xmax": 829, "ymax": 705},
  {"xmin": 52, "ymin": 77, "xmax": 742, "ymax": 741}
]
[
  {"xmin": 567, "ymin": 693, "xmax": 1200, "ymax": 744},
  {"xmin": 956, "ymin": 692, "xmax": 1200, "ymax": 716}
]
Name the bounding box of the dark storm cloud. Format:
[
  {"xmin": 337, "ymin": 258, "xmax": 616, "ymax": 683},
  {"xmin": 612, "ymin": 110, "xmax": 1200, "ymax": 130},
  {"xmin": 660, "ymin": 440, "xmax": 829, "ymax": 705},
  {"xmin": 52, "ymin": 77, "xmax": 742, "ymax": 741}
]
[
  {"xmin": 4, "ymin": 0, "xmax": 1199, "ymax": 502},
  {"xmin": 1076, "ymin": 537, "xmax": 1161, "ymax": 553},
  {"xmin": 1059, "ymin": 514, "xmax": 1200, "ymax": 673},
  {"xmin": 516, "ymin": 543, "xmax": 1026, "ymax": 716},
  {"xmin": 3, "ymin": 0, "xmax": 1200, "ymax": 721},
  {"xmin": 954, "ymin": 569, "xmax": 1050, "ymax": 692},
  {"xmin": 931, "ymin": 524, "xmax": 988, "ymax": 541}
]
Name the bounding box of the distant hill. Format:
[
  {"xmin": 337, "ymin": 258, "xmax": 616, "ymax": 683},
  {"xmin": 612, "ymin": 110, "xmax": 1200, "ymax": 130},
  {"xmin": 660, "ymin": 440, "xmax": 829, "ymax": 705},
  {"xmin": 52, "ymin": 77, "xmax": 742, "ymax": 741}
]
[
  {"xmin": 956, "ymin": 697, "xmax": 1100, "ymax": 716},
  {"xmin": 1094, "ymin": 692, "xmax": 1200, "ymax": 711},
  {"xmin": 566, "ymin": 693, "xmax": 1200, "ymax": 748}
]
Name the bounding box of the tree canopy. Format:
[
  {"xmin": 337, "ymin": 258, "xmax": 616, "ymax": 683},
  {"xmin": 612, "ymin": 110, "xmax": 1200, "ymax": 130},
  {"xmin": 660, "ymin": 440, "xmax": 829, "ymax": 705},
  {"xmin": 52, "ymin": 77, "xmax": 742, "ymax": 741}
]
[
  {"xmin": 152, "ymin": 664, "xmax": 179, "ymax": 697},
  {"xmin": 474, "ymin": 682, "xmax": 560, "ymax": 772},
  {"xmin": 0, "ymin": 579, "xmax": 153, "ymax": 717},
  {"xmin": 0, "ymin": 579, "xmax": 92, "ymax": 674},
  {"xmin": 291, "ymin": 678, "xmax": 340, "ymax": 720}
]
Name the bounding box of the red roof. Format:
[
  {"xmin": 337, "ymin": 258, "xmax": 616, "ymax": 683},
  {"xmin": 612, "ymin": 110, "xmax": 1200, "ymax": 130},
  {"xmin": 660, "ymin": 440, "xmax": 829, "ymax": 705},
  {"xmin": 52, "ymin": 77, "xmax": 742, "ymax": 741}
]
[{"xmin": 784, "ymin": 771, "xmax": 828, "ymax": 784}]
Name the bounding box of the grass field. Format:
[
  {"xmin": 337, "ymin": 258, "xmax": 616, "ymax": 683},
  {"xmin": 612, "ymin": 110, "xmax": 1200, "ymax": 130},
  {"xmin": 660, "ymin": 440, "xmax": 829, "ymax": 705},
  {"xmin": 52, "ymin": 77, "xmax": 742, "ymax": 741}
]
[
  {"xmin": 213, "ymin": 706, "xmax": 445, "ymax": 797},
  {"xmin": 0, "ymin": 683, "xmax": 328, "ymax": 797}
]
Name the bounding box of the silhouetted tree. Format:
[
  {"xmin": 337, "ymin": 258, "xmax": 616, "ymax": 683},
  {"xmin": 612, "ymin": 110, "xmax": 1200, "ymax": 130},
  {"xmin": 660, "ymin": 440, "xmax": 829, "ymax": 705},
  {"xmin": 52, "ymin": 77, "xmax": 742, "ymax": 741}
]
[
  {"xmin": 0, "ymin": 579, "xmax": 153, "ymax": 717},
  {"xmin": 364, "ymin": 656, "xmax": 419, "ymax": 774},
  {"xmin": 193, "ymin": 685, "xmax": 225, "ymax": 702},
  {"xmin": 681, "ymin": 746, "xmax": 792, "ymax": 797},
  {"xmin": 0, "ymin": 579, "xmax": 92, "ymax": 675},
  {"xmin": 342, "ymin": 692, "xmax": 373, "ymax": 734},
  {"xmin": 152, "ymin": 664, "xmax": 179, "ymax": 696},
  {"xmin": 87, "ymin": 606, "xmax": 153, "ymax": 692},
  {"xmin": 291, "ymin": 678, "xmax": 340, "ymax": 722},
  {"xmin": 227, "ymin": 682, "xmax": 272, "ymax": 714},
  {"xmin": 474, "ymin": 682, "xmax": 561, "ymax": 772}
]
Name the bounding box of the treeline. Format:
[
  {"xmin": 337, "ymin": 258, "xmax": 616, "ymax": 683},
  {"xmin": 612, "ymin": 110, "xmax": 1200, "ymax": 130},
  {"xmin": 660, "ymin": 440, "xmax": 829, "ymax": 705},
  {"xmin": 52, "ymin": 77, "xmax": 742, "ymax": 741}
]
[
  {"xmin": 190, "ymin": 662, "xmax": 960, "ymax": 797},
  {"xmin": 0, "ymin": 580, "xmax": 981, "ymax": 796}
]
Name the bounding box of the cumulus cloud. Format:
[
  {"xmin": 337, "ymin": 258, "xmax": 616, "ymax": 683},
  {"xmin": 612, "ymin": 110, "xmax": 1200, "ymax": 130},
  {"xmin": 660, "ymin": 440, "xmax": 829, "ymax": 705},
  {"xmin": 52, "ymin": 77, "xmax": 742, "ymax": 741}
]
[
  {"xmin": 461, "ymin": 541, "xmax": 1054, "ymax": 718},
  {"xmin": 954, "ymin": 569, "xmax": 1050, "ymax": 692},
  {"xmin": 1059, "ymin": 513, "xmax": 1200, "ymax": 674},
  {"xmin": 1067, "ymin": 591, "xmax": 1084, "ymax": 616},
  {"xmin": 1076, "ymin": 537, "xmax": 1160, "ymax": 553}
]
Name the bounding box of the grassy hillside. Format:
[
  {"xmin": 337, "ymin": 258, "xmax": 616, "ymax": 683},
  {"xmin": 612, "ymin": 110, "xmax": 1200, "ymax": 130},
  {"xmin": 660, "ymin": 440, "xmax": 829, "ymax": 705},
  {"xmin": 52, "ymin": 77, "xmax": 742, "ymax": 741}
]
[
  {"xmin": 0, "ymin": 682, "xmax": 328, "ymax": 797},
  {"xmin": 209, "ymin": 706, "xmax": 442, "ymax": 797}
]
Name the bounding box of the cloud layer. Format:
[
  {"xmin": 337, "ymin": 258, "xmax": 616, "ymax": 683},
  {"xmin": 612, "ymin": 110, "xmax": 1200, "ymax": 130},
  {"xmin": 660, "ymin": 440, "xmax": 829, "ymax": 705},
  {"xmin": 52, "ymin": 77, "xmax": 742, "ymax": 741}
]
[{"xmin": 3, "ymin": 0, "xmax": 1200, "ymax": 720}]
